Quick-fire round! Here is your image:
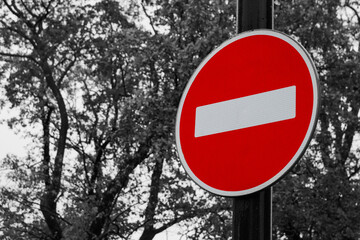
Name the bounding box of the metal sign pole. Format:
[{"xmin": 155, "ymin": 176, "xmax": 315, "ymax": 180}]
[
  {"xmin": 233, "ymin": 0, "xmax": 274, "ymax": 240},
  {"xmin": 233, "ymin": 189, "xmax": 272, "ymax": 239}
]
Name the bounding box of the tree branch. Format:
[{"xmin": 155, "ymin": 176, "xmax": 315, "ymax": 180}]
[
  {"xmin": 20, "ymin": 0, "xmax": 39, "ymax": 18},
  {"xmin": 340, "ymin": 105, "xmax": 359, "ymax": 162},
  {"xmin": 344, "ymin": 2, "xmax": 360, "ymax": 25},
  {"xmin": 0, "ymin": 51, "xmax": 37, "ymax": 63},
  {"xmin": 141, "ymin": 1, "xmax": 158, "ymax": 35},
  {"xmin": 0, "ymin": 19, "xmax": 37, "ymax": 47},
  {"xmin": 3, "ymin": 0, "xmax": 22, "ymax": 18},
  {"xmin": 88, "ymin": 133, "xmax": 153, "ymax": 238},
  {"xmin": 139, "ymin": 158, "xmax": 164, "ymax": 240},
  {"xmin": 41, "ymin": 106, "xmax": 53, "ymax": 188},
  {"xmin": 39, "ymin": 58, "xmax": 69, "ymax": 240},
  {"xmin": 57, "ymin": 56, "xmax": 77, "ymax": 86}
]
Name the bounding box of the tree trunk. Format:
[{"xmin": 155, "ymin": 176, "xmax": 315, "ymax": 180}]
[{"xmin": 39, "ymin": 59, "xmax": 69, "ymax": 239}]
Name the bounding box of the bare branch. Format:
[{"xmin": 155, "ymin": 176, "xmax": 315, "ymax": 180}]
[
  {"xmin": 20, "ymin": 0, "xmax": 39, "ymax": 18},
  {"xmin": 57, "ymin": 57, "xmax": 77, "ymax": 86},
  {"xmin": 3, "ymin": 0, "xmax": 22, "ymax": 18},
  {"xmin": 10, "ymin": 0, "xmax": 35, "ymax": 29},
  {"xmin": 345, "ymin": 2, "xmax": 360, "ymax": 25},
  {"xmin": 0, "ymin": 51, "xmax": 37, "ymax": 62},
  {"xmin": 141, "ymin": 1, "xmax": 158, "ymax": 35}
]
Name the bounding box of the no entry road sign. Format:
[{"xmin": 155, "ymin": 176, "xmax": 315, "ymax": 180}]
[{"xmin": 175, "ymin": 29, "xmax": 320, "ymax": 196}]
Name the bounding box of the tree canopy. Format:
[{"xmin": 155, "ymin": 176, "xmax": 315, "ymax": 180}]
[
  {"xmin": 273, "ymin": 0, "xmax": 360, "ymax": 239},
  {"xmin": 0, "ymin": 0, "xmax": 359, "ymax": 240}
]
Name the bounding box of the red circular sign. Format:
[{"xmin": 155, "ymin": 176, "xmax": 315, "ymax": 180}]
[{"xmin": 175, "ymin": 30, "xmax": 319, "ymax": 196}]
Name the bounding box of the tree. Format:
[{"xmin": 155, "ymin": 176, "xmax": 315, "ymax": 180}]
[
  {"xmin": 0, "ymin": 0, "xmax": 235, "ymax": 239},
  {"xmin": 273, "ymin": 0, "xmax": 360, "ymax": 239},
  {"xmin": 3, "ymin": 0, "xmax": 359, "ymax": 240}
]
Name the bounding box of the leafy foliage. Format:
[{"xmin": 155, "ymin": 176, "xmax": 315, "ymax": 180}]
[
  {"xmin": 1, "ymin": 0, "xmax": 360, "ymax": 240},
  {"xmin": 0, "ymin": 0, "xmax": 234, "ymax": 239},
  {"xmin": 273, "ymin": 0, "xmax": 360, "ymax": 239}
]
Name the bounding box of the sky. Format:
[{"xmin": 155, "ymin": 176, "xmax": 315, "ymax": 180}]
[
  {"xmin": 0, "ymin": 106, "xmax": 29, "ymax": 162},
  {"xmin": 0, "ymin": 105, "xmax": 30, "ymax": 189},
  {"xmin": 0, "ymin": 124, "xmax": 29, "ymax": 160}
]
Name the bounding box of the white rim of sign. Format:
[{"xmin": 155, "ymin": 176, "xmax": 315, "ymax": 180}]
[{"xmin": 175, "ymin": 29, "xmax": 320, "ymax": 197}]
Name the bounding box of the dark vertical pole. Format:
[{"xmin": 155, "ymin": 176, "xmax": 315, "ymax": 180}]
[
  {"xmin": 236, "ymin": 0, "xmax": 273, "ymax": 32},
  {"xmin": 233, "ymin": 0, "xmax": 274, "ymax": 240},
  {"xmin": 233, "ymin": 188, "xmax": 272, "ymax": 240}
]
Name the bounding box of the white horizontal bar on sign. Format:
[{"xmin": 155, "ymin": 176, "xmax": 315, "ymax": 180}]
[{"xmin": 195, "ymin": 86, "xmax": 296, "ymax": 137}]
